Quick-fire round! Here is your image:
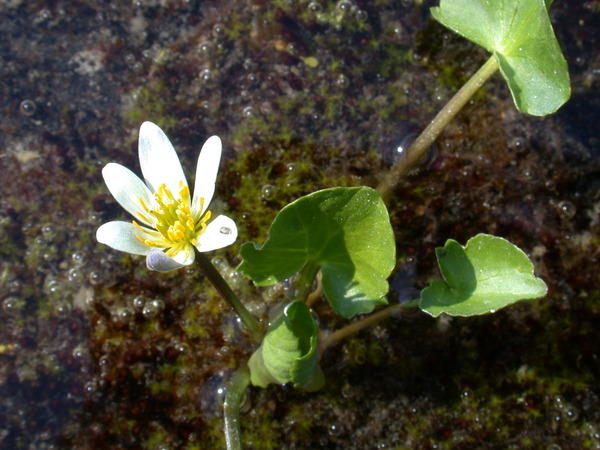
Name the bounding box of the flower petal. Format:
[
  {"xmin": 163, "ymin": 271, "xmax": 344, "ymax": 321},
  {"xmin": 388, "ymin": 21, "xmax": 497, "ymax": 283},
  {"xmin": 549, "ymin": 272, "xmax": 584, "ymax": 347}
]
[
  {"xmin": 191, "ymin": 136, "xmax": 222, "ymax": 217},
  {"xmin": 102, "ymin": 163, "xmax": 155, "ymax": 226},
  {"xmin": 146, "ymin": 249, "xmax": 188, "ymax": 272},
  {"xmin": 96, "ymin": 221, "xmax": 152, "ymax": 255},
  {"xmin": 138, "ymin": 121, "xmax": 187, "ymax": 195},
  {"xmin": 194, "ymin": 215, "xmax": 238, "ymax": 252},
  {"xmin": 172, "ymin": 243, "xmax": 196, "ymax": 265}
]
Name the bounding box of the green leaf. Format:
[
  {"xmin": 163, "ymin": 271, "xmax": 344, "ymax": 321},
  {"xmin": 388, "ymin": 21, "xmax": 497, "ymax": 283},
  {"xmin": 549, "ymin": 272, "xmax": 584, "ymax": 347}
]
[
  {"xmin": 248, "ymin": 301, "xmax": 323, "ymax": 390},
  {"xmin": 239, "ymin": 187, "xmax": 395, "ymax": 319},
  {"xmin": 419, "ymin": 234, "xmax": 547, "ymax": 317},
  {"xmin": 431, "ymin": 0, "xmax": 570, "ymax": 115}
]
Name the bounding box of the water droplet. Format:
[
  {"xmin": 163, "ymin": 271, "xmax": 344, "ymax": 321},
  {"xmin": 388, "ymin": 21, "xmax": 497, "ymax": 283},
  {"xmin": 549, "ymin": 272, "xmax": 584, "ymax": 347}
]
[{"xmin": 219, "ymin": 226, "xmax": 232, "ymax": 235}]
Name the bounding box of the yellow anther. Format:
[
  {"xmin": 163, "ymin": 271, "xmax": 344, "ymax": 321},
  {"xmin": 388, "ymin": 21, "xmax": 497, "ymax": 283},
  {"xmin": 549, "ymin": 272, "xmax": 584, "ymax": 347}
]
[{"xmin": 132, "ymin": 183, "xmax": 212, "ymax": 254}]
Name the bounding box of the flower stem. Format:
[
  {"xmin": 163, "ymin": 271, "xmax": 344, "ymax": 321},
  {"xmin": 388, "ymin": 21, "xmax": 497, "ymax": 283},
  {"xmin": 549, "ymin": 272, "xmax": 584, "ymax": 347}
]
[
  {"xmin": 377, "ymin": 55, "xmax": 499, "ymax": 202},
  {"xmin": 196, "ymin": 253, "xmax": 263, "ymax": 343},
  {"xmin": 319, "ymin": 299, "xmax": 419, "ymax": 354},
  {"xmin": 223, "ymin": 365, "xmax": 250, "ymax": 450},
  {"xmin": 294, "ymin": 261, "xmax": 320, "ymax": 302}
]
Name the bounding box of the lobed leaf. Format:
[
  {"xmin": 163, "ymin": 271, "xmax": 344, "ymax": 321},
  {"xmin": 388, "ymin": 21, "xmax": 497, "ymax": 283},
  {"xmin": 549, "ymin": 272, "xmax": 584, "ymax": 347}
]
[
  {"xmin": 431, "ymin": 0, "xmax": 570, "ymax": 115},
  {"xmin": 420, "ymin": 234, "xmax": 547, "ymax": 317},
  {"xmin": 239, "ymin": 187, "xmax": 395, "ymax": 319}
]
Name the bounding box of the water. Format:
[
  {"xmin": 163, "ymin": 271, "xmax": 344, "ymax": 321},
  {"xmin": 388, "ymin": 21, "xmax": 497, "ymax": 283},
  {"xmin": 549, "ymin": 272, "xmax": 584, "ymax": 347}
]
[{"xmin": 0, "ymin": 0, "xmax": 598, "ymax": 448}]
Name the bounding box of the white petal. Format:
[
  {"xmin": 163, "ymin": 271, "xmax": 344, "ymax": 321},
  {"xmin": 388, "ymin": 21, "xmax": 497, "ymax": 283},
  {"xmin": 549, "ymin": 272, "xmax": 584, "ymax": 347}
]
[
  {"xmin": 146, "ymin": 250, "xmax": 187, "ymax": 272},
  {"xmin": 96, "ymin": 221, "xmax": 152, "ymax": 255},
  {"xmin": 191, "ymin": 136, "xmax": 222, "ymax": 217},
  {"xmin": 194, "ymin": 215, "xmax": 237, "ymax": 252},
  {"xmin": 171, "ymin": 243, "xmax": 196, "ymax": 265},
  {"xmin": 138, "ymin": 121, "xmax": 188, "ymax": 195},
  {"xmin": 102, "ymin": 163, "xmax": 155, "ymax": 226}
]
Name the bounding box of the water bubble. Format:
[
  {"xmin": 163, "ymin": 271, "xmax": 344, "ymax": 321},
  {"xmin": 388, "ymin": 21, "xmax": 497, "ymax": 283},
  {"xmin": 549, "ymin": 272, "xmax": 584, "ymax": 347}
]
[
  {"xmin": 3, "ymin": 297, "xmax": 19, "ymax": 313},
  {"xmin": 132, "ymin": 296, "xmax": 146, "ymax": 310},
  {"xmin": 142, "ymin": 298, "xmax": 165, "ymax": 319},
  {"xmin": 199, "ymin": 68, "xmax": 212, "ymax": 82},
  {"xmin": 198, "ymin": 42, "xmax": 211, "ymax": 55},
  {"xmin": 88, "ymin": 271, "xmax": 102, "ymax": 286},
  {"xmin": 335, "ymin": 73, "xmax": 349, "ymax": 88},
  {"xmin": 19, "ymin": 99, "xmax": 36, "ymax": 116},
  {"xmin": 212, "ymin": 23, "xmax": 224, "ymax": 36},
  {"xmin": 113, "ymin": 307, "xmax": 133, "ymax": 324},
  {"xmin": 84, "ymin": 380, "xmax": 97, "ymax": 393},
  {"xmin": 337, "ymin": 0, "xmax": 353, "ymax": 11},
  {"xmin": 308, "ymin": 1, "xmax": 322, "ymax": 12},
  {"xmin": 557, "ymin": 200, "xmax": 576, "ymax": 219},
  {"xmin": 242, "ymin": 105, "xmax": 254, "ymax": 117},
  {"xmin": 565, "ymin": 407, "xmax": 579, "ymax": 422},
  {"xmin": 72, "ymin": 346, "xmax": 86, "ymax": 360},
  {"xmin": 355, "ymin": 9, "xmax": 368, "ymax": 21},
  {"xmin": 71, "ymin": 251, "xmax": 86, "ymax": 266},
  {"xmin": 67, "ymin": 268, "xmax": 83, "ymax": 283},
  {"xmin": 261, "ymin": 184, "xmax": 276, "ymax": 200}
]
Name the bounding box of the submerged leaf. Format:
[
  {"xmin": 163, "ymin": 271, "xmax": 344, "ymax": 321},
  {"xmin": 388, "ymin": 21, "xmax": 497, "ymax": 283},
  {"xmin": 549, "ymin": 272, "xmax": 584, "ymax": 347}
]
[
  {"xmin": 420, "ymin": 234, "xmax": 547, "ymax": 317},
  {"xmin": 239, "ymin": 187, "xmax": 395, "ymax": 318},
  {"xmin": 248, "ymin": 301, "xmax": 323, "ymax": 390},
  {"xmin": 431, "ymin": 0, "xmax": 570, "ymax": 115}
]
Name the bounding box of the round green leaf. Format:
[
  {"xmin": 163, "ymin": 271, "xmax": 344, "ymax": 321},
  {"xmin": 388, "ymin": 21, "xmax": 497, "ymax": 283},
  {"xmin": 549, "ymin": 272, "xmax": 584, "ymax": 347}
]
[
  {"xmin": 238, "ymin": 187, "xmax": 395, "ymax": 318},
  {"xmin": 248, "ymin": 301, "xmax": 323, "ymax": 390},
  {"xmin": 419, "ymin": 234, "xmax": 547, "ymax": 317},
  {"xmin": 431, "ymin": 0, "xmax": 570, "ymax": 115}
]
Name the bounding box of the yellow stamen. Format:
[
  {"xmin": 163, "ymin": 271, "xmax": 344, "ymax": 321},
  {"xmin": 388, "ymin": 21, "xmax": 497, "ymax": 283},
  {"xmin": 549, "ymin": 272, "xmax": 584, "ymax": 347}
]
[{"xmin": 132, "ymin": 184, "xmax": 211, "ymax": 256}]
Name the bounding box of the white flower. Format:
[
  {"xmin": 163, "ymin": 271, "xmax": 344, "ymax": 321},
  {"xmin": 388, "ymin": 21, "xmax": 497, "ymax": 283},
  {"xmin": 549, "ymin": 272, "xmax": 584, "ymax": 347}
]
[{"xmin": 96, "ymin": 121, "xmax": 237, "ymax": 272}]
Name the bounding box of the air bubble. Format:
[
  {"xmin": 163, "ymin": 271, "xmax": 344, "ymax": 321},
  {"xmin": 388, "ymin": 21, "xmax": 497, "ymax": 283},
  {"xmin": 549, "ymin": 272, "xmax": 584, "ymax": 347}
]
[
  {"xmin": 261, "ymin": 184, "xmax": 276, "ymax": 200},
  {"xmin": 242, "ymin": 105, "xmax": 254, "ymax": 117},
  {"xmin": 132, "ymin": 296, "xmax": 146, "ymax": 310},
  {"xmin": 355, "ymin": 9, "xmax": 367, "ymax": 21},
  {"xmin": 67, "ymin": 268, "xmax": 83, "ymax": 283},
  {"xmin": 142, "ymin": 298, "xmax": 165, "ymax": 318},
  {"xmin": 2, "ymin": 297, "xmax": 19, "ymax": 313},
  {"xmin": 336, "ymin": 73, "xmax": 349, "ymax": 88},
  {"xmin": 308, "ymin": 1, "xmax": 322, "ymax": 12},
  {"xmin": 71, "ymin": 251, "xmax": 86, "ymax": 266},
  {"xmin": 19, "ymin": 99, "xmax": 36, "ymax": 117},
  {"xmin": 337, "ymin": 0, "xmax": 353, "ymax": 11},
  {"xmin": 557, "ymin": 200, "xmax": 576, "ymax": 219},
  {"xmin": 199, "ymin": 68, "xmax": 212, "ymax": 82}
]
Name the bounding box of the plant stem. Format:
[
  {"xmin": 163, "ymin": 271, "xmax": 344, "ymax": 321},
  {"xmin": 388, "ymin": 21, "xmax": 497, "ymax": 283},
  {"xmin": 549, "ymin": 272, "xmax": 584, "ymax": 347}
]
[
  {"xmin": 196, "ymin": 253, "xmax": 263, "ymax": 343},
  {"xmin": 224, "ymin": 365, "xmax": 250, "ymax": 450},
  {"xmin": 319, "ymin": 299, "xmax": 419, "ymax": 354},
  {"xmin": 295, "ymin": 261, "xmax": 320, "ymax": 302},
  {"xmin": 377, "ymin": 55, "xmax": 499, "ymax": 202}
]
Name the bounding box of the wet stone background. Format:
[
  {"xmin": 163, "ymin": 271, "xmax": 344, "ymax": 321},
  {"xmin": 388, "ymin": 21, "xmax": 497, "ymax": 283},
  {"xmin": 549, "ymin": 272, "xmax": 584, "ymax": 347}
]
[{"xmin": 0, "ymin": 0, "xmax": 599, "ymax": 448}]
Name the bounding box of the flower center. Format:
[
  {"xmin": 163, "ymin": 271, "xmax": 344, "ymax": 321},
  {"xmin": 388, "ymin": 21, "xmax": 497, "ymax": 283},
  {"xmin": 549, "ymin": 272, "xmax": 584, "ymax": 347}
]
[{"xmin": 132, "ymin": 182, "xmax": 211, "ymax": 256}]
